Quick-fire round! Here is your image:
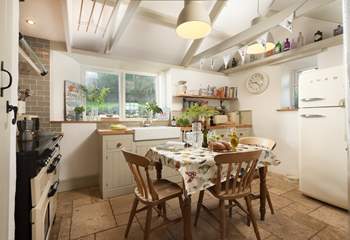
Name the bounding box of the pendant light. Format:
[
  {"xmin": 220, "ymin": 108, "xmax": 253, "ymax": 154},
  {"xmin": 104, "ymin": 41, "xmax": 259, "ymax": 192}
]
[
  {"xmin": 176, "ymin": 1, "xmax": 212, "ymax": 40},
  {"xmin": 247, "ymin": 0, "xmax": 275, "ymax": 54}
]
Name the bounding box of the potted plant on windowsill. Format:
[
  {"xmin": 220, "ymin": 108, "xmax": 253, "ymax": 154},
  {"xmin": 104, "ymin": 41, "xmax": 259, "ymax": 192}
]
[
  {"xmin": 82, "ymin": 86, "xmax": 111, "ymax": 120},
  {"xmin": 74, "ymin": 106, "xmax": 85, "ymax": 121},
  {"xmin": 143, "ymin": 102, "xmax": 163, "ymax": 127}
]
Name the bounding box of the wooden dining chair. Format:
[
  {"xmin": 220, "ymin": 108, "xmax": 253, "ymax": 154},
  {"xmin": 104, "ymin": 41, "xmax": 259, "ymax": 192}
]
[
  {"xmin": 122, "ymin": 150, "xmax": 184, "ymax": 240},
  {"xmin": 239, "ymin": 137, "xmax": 276, "ymax": 216},
  {"xmin": 194, "ymin": 150, "xmax": 263, "ymax": 240}
]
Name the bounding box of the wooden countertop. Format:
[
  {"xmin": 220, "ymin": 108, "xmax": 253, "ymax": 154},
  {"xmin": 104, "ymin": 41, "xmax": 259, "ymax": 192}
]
[
  {"xmin": 180, "ymin": 124, "xmax": 252, "ymax": 131},
  {"xmin": 96, "ymin": 129, "xmax": 134, "ymax": 135}
]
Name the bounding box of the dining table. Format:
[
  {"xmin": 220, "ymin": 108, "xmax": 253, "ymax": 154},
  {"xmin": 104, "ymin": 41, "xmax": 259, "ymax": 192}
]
[{"xmin": 146, "ymin": 143, "xmax": 279, "ymax": 240}]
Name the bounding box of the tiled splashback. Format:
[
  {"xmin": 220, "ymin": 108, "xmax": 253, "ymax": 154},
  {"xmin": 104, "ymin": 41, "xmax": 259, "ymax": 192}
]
[{"xmin": 19, "ymin": 36, "xmax": 61, "ymax": 132}]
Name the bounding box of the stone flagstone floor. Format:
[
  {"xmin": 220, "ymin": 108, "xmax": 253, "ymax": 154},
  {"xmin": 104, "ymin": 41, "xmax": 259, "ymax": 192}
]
[{"xmin": 49, "ymin": 173, "xmax": 349, "ymax": 240}]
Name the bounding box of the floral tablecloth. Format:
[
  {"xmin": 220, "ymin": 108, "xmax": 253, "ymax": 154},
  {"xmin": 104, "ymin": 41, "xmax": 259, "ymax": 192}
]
[{"xmin": 146, "ymin": 144, "xmax": 279, "ymax": 195}]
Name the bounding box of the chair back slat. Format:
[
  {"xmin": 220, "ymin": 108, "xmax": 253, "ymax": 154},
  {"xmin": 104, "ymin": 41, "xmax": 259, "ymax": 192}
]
[
  {"xmin": 214, "ymin": 150, "xmax": 262, "ymax": 197},
  {"xmin": 128, "ymin": 163, "xmax": 144, "ymax": 196},
  {"xmin": 239, "ymin": 137, "xmax": 276, "ymax": 151},
  {"xmin": 225, "ymin": 163, "xmax": 232, "ymax": 194},
  {"xmin": 122, "ymin": 150, "xmax": 159, "ymax": 201}
]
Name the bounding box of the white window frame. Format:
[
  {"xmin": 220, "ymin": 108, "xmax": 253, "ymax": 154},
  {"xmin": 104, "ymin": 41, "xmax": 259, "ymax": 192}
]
[
  {"xmin": 291, "ymin": 66, "xmax": 317, "ymax": 108},
  {"xmin": 123, "ymin": 71, "xmax": 159, "ymax": 120},
  {"xmin": 81, "ymin": 66, "xmax": 160, "ymax": 120},
  {"xmin": 81, "ymin": 65, "xmax": 122, "ymax": 117}
]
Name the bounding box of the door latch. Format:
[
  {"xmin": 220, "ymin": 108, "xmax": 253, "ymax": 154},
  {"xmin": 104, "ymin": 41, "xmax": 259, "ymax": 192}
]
[
  {"xmin": 6, "ymin": 101, "xmax": 18, "ymax": 125},
  {"xmin": 0, "ymin": 61, "xmax": 13, "ymax": 97}
]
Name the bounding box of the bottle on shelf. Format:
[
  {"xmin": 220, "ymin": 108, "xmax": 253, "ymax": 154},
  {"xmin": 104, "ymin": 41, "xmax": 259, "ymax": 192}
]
[
  {"xmin": 274, "ymin": 41, "xmax": 282, "ymax": 54},
  {"xmin": 291, "ymin": 38, "xmax": 297, "ymax": 49},
  {"xmin": 171, "ymin": 116, "xmax": 176, "ymax": 127},
  {"xmin": 297, "ymin": 32, "xmax": 304, "ymax": 48},
  {"xmin": 283, "ymin": 38, "xmax": 291, "ymax": 51}
]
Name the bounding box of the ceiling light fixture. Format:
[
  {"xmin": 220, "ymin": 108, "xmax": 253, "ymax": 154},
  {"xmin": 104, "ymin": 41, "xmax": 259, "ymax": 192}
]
[
  {"xmin": 247, "ymin": 0, "xmax": 275, "ymax": 54},
  {"xmin": 176, "ymin": 1, "xmax": 211, "ymax": 40},
  {"xmin": 25, "ymin": 19, "xmax": 35, "ymax": 25}
]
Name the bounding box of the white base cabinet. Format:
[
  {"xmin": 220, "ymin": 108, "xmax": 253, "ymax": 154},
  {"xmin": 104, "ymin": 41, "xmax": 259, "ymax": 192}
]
[
  {"xmin": 100, "ymin": 135, "xmax": 135, "ymax": 199},
  {"xmin": 99, "ymin": 134, "xmax": 181, "ymax": 199}
]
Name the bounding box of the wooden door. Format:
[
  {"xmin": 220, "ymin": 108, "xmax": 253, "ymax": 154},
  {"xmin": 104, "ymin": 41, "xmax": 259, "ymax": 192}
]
[{"xmin": 0, "ymin": 0, "xmax": 18, "ymax": 239}]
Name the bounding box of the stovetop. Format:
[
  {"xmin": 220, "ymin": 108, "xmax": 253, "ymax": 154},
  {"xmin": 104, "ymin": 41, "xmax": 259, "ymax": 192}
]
[{"xmin": 16, "ymin": 132, "xmax": 63, "ymax": 177}]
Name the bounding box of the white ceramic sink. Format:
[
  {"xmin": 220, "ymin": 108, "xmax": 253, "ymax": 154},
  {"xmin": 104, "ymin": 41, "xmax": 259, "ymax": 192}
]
[{"xmin": 132, "ymin": 126, "xmax": 181, "ymax": 141}]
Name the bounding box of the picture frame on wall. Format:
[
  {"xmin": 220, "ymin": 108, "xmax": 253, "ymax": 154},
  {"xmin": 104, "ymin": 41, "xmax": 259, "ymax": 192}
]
[{"xmin": 64, "ymin": 80, "xmax": 86, "ymax": 120}]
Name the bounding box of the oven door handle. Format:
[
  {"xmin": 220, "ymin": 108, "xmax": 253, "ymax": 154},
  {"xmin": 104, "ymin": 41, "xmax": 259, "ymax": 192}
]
[
  {"xmin": 47, "ymin": 154, "xmax": 61, "ymax": 174},
  {"xmin": 48, "ymin": 181, "xmax": 59, "ymax": 198}
]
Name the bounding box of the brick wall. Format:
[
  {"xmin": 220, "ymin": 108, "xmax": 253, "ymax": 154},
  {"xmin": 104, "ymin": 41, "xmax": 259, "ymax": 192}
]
[{"xmin": 19, "ymin": 36, "xmax": 61, "ymax": 132}]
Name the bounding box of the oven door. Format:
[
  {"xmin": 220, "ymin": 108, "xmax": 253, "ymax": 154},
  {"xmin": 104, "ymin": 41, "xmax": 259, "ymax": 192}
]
[
  {"xmin": 31, "ymin": 183, "xmax": 51, "ymax": 240},
  {"xmin": 32, "ymin": 180, "xmax": 59, "ymax": 240}
]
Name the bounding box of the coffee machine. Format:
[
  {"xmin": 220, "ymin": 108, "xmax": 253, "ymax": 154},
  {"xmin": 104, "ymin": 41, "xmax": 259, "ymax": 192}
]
[{"xmin": 17, "ymin": 114, "xmax": 40, "ymax": 141}]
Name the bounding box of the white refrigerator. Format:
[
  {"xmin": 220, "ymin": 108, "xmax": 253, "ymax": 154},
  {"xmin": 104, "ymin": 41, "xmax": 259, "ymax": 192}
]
[{"xmin": 298, "ymin": 65, "xmax": 348, "ymax": 209}]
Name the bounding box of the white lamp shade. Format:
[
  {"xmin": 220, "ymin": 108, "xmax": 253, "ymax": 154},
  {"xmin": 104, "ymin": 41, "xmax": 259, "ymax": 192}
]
[
  {"xmin": 247, "ymin": 32, "xmax": 275, "ymax": 54},
  {"xmin": 176, "ymin": 2, "xmax": 211, "ymax": 40}
]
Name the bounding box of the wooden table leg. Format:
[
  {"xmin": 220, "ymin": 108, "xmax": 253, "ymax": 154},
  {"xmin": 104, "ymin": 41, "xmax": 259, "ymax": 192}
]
[
  {"xmin": 183, "ymin": 194, "xmax": 192, "ymax": 240},
  {"xmin": 259, "ymin": 167, "xmax": 267, "ymax": 221},
  {"xmin": 155, "ymin": 162, "xmax": 163, "ymax": 180}
]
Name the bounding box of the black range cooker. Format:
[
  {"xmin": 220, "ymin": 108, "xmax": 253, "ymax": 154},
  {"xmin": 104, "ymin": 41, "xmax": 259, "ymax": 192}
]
[{"xmin": 15, "ymin": 132, "xmax": 63, "ymax": 240}]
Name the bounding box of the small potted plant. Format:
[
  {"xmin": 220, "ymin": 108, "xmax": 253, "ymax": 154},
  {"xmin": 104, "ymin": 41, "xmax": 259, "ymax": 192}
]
[
  {"xmin": 74, "ymin": 106, "xmax": 85, "ymax": 120},
  {"xmin": 183, "ymin": 104, "xmax": 218, "ymax": 130},
  {"xmin": 143, "ymin": 102, "xmax": 163, "ymax": 126},
  {"xmin": 82, "ymin": 86, "xmax": 111, "ymax": 119}
]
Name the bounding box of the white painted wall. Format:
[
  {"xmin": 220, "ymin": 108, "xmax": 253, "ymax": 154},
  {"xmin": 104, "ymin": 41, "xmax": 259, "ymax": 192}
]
[
  {"xmin": 60, "ymin": 123, "xmax": 99, "ymax": 181},
  {"xmin": 50, "ymin": 50, "xmax": 81, "ymax": 121},
  {"xmin": 231, "ymin": 46, "xmax": 344, "ymax": 178}
]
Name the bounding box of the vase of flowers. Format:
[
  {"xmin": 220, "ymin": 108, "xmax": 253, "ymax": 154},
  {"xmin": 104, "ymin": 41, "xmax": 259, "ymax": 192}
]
[
  {"xmin": 143, "ymin": 102, "xmax": 163, "ymax": 127},
  {"xmin": 183, "ymin": 104, "xmax": 218, "ymax": 148}
]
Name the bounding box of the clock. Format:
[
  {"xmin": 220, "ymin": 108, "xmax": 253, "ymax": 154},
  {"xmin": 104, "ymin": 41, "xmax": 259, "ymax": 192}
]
[{"xmin": 246, "ymin": 72, "xmax": 269, "ymax": 94}]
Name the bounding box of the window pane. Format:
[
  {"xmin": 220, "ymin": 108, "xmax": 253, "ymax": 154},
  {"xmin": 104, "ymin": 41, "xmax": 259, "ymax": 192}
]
[
  {"xmin": 85, "ymin": 71, "xmax": 119, "ymax": 115},
  {"xmin": 125, "ymin": 73, "xmax": 156, "ymax": 118}
]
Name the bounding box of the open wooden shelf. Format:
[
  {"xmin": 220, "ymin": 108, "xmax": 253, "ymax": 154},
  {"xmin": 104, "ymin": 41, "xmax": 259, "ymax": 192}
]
[
  {"xmin": 222, "ymin": 35, "xmax": 343, "ymax": 75},
  {"xmin": 174, "ymin": 94, "xmax": 236, "ymax": 101}
]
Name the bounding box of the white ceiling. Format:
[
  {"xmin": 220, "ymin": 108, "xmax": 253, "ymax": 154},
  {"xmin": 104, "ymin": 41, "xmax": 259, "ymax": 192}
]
[
  {"xmin": 20, "ymin": 0, "xmax": 343, "ymax": 67},
  {"xmin": 20, "ymin": 0, "xmax": 65, "ymax": 42}
]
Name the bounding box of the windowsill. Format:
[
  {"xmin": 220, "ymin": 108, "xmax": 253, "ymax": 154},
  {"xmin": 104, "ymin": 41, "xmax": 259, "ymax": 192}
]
[
  {"xmin": 50, "ymin": 119, "xmax": 170, "ymax": 124},
  {"xmin": 276, "ymin": 108, "xmax": 298, "ymax": 112}
]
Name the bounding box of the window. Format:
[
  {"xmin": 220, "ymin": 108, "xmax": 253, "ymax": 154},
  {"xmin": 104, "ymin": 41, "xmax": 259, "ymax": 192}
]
[
  {"xmin": 85, "ymin": 70, "xmax": 120, "ymax": 115},
  {"xmin": 125, "ymin": 73, "xmax": 157, "ymax": 118},
  {"xmin": 291, "ymin": 67, "xmax": 317, "ymax": 108},
  {"xmin": 83, "ymin": 69, "xmax": 158, "ymax": 119}
]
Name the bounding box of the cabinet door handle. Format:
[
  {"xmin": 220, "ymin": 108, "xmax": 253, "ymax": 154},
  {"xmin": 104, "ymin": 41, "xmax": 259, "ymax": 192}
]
[
  {"xmin": 0, "ymin": 61, "xmax": 13, "ymax": 97},
  {"xmin": 300, "ymin": 97, "xmax": 324, "ymax": 102},
  {"xmin": 116, "ymin": 142, "xmax": 122, "ymax": 148},
  {"xmin": 300, "ymin": 114, "xmax": 325, "ymax": 118}
]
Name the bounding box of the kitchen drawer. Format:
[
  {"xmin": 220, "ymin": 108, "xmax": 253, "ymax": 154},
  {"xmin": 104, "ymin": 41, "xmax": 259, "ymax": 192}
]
[{"xmin": 105, "ymin": 135, "xmax": 133, "ymax": 150}]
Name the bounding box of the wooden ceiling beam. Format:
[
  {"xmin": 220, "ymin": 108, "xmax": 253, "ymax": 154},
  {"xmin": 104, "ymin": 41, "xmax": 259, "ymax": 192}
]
[
  {"xmin": 181, "ymin": 0, "xmax": 227, "ymax": 66},
  {"xmin": 60, "ymin": 0, "xmax": 72, "ymax": 52},
  {"xmin": 187, "ymin": 0, "xmax": 336, "ymax": 66},
  {"xmin": 104, "ymin": 0, "xmax": 141, "ymax": 53},
  {"xmin": 136, "ymin": 7, "xmax": 230, "ymax": 40}
]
